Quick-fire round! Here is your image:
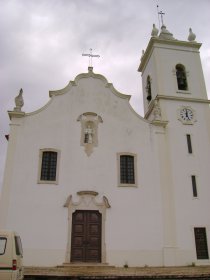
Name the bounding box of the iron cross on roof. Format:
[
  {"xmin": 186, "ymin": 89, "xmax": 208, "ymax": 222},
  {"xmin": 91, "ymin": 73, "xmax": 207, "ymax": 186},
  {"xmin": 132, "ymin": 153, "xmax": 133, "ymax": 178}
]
[
  {"xmin": 158, "ymin": 10, "xmax": 165, "ymax": 26},
  {"xmin": 82, "ymin": 48, "xmax": 100, "ymax": 67}
]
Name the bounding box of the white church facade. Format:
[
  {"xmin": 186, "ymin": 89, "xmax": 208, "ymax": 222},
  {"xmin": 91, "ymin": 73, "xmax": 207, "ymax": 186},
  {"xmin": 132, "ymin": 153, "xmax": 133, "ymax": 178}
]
[{"xmin": 0, "ymin": 24, "xmax": 210, "ymax": 267}]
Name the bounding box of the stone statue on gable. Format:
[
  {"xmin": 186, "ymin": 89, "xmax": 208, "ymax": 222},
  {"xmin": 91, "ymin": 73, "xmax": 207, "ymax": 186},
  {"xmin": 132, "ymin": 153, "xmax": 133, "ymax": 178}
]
[{"xmin": 14, "ymin": 88, "xmax": 24, "ymax": 111}]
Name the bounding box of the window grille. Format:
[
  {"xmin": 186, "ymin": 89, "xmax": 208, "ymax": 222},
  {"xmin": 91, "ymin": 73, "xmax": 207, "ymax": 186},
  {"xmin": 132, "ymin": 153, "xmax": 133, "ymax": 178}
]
[
  {"xmin": 40, "ymin": 151, "xmax": 57, "ymax": 181},
  {"xmin": 120, "ymin": 155, "xmax": 135, "ymax": 184},
  {"xmin": 194, "ymin": 228, "xmax": 209, "ymax": 259}
]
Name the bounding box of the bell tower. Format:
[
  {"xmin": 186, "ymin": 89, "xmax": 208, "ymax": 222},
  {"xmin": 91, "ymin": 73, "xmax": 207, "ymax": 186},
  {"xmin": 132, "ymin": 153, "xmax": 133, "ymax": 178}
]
[
  {"xmin": 138, "ymin": 24, "xmax": 210, "ymax": 266},
  {"xmin": 138, "ymin": 24, "xmax": 208, "ymax": 120}
]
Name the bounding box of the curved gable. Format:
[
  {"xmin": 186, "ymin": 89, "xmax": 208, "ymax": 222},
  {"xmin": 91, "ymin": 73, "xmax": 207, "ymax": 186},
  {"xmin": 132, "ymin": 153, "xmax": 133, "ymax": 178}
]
[
  {"xmin": 49, "ymin": 66, "xmax": 131, "ymax": 101},
  {"xmin": 9, "ymin": 67, "xmax": 147, "ymax": 124}
]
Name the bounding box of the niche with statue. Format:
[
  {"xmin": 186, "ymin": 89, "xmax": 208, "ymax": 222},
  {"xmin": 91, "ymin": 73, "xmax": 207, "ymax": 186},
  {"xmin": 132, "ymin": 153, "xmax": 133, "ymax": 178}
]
[{"xmin": 77, "ymin": 112, "xmax": 103, "ymax": 156}]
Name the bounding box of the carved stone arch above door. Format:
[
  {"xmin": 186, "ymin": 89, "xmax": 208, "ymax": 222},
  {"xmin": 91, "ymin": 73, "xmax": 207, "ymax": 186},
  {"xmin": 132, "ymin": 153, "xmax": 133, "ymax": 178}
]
[{"xmin": 63, "ymin": 191, "xmax": 110, "ymax": 263}]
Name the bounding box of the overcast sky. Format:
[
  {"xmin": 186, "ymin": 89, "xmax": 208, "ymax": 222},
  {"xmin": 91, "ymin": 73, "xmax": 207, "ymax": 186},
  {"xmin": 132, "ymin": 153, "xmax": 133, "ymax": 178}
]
[{"xmin": 0, "ymin": 0, "xmax": 210, "ymax": 192}]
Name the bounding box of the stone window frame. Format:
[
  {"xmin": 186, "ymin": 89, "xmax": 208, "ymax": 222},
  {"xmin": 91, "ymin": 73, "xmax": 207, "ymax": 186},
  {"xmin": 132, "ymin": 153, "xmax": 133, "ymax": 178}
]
[
  {"xmin": 117, "ymin": 152, "xmax": 138, "ymax": 187},
  {"xmin": 37, "ymin": 148, "xmax": 61, "ymax": 184}
]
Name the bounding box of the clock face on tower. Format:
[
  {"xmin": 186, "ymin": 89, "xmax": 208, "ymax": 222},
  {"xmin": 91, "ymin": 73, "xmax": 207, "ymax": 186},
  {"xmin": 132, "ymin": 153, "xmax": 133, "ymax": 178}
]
[
  {"xmin": 180, "ymin": 108, "xmax": 193, "ymax": 121},
  {"xmin": 178, "ymin": 107, "xmax": 196, "ymax": 124}
]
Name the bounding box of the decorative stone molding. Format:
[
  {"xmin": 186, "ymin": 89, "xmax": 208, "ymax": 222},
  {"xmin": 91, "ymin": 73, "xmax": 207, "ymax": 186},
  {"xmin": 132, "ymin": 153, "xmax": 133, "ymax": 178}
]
[
  {"xmin": 145, "ymin": 99, "xmax": 168, "ymax": 127},
  {"xmin": 8, "ymin": 111, "xmax": 25, "ymax": 120},
  {"xmin": 151, "ymin": 120, "xmax": 168, "ymax": 128},
  {"xmin": 153, "ymin": 100, "xmax": 162, "ymax": 121},
  {"xmin": 49, "ymin": 67, "xmax": 131, "ymax": 101},
  {"xmin": 77, "ymin": 112, "xmax": 103, "ymax": 156},
  {"xmin": 63, "ymin": 191, "xmax": 111, "ymax": 264},
  {"xmin": 14, "ymin": 88, "xmax": 24, "ymax": 112},
  {"xmin": 63, "ymin": 191, "xmax": 111, "ymax": 209},
  {"xmin": 158, "ymin": 25, "xmax": 176, "ymax": 40},
  {"xmin": 77, "ymin": 190, "xmax": 98, "ymax": 196},
  {"xmin": 188, "ymin": 28, "xmax": 196, "ymax": 42},
  {"xmin": 151, "ymin": 23, "xmax": 159, "ymax": 37},
  {"xmin": 8, "ymin": 88, "xmax": 25, "ymax": 120}
]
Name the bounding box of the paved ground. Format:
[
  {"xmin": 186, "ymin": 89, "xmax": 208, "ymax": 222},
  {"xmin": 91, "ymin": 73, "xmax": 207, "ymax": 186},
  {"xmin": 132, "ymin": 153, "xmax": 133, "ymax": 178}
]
[{"xmin": 24, "ymin": 265, "xmax": 210, "ymax": 278}]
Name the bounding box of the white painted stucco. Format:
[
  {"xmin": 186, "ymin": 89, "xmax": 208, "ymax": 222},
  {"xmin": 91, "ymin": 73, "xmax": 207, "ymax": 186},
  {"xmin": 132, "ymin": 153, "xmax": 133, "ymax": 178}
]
[{"xmin": 0, "ymin": 25, "xmax": 210, "ymax": 267}]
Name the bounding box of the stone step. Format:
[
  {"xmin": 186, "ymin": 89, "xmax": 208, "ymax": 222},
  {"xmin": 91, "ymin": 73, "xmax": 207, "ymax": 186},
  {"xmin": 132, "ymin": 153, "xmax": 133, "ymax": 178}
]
[
  {"xmin": 58, "ymin": 263, "xmax": 115, "ymax": 269},
  {"xmin": 24, "ymin": 265, "xmax": 210, "ymax": 277}
]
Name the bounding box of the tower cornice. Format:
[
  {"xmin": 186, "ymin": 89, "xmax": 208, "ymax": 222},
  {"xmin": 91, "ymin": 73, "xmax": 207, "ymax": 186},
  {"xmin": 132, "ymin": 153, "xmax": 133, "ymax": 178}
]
[
  {"xmin": 138, "ymin": 37, "xmax": 202, "ymax": 73},
  {"xmin": 157, "ymin": 95, "xmax": 210, "ymax": 103},
  {"xmin": 144, "ymin": 96, "xmax": 210, "ymax": 119}
]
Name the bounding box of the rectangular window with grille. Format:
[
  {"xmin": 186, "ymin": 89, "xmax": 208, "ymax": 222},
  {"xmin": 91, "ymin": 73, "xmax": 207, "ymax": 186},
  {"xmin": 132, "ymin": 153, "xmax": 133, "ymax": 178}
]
[
  {"xmin": 194, "ymin": 227, "xmax": 209, "ymax": 259},
  {"xmin": 40, "ymin": 151, "xmax": 57, "ymax": 181},
  {"xmin": 120, "ymin": 155, "xmax": 135, "ymax": 184}
]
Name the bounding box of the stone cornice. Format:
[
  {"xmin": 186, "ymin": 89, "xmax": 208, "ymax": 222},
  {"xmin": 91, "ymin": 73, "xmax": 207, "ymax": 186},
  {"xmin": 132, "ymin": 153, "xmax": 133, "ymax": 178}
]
[
  {"xmin": 8, "ymin": 111, "xmax": 25, "ymax": 120},
  {"xmin": 77, "ymin": 191, "xmax": 98, "ymax": 196},
  {"xmin": 145, "ymin": 95, "xmax": 210, "ymax": 120},
  {"xmin": 157, "ymin": 95, "xmax": 210, "ymax": 104},
  {"xmin": 151, "ymin": 120, "xmax": 168, "ymax": 127},
  {"xmin": 63, "ymin": 192, "xmax": 111, "ymax": 209},
  {"xmin": 138, "ymin": 37, "xmax": 202, "ymax": 73}
]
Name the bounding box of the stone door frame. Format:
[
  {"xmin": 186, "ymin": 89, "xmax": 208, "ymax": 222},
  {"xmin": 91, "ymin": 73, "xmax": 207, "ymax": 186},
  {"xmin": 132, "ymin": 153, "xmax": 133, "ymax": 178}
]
[{"xmin": 64, "ymin": 191, "xmax": 110, "ymax": 264}]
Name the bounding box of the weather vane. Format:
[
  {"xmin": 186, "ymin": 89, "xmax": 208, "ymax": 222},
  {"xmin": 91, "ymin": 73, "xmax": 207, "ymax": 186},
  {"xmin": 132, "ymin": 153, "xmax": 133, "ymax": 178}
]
[{"xmin": 82, "ymin": 48, "xmax": 100, "ymax": 67}]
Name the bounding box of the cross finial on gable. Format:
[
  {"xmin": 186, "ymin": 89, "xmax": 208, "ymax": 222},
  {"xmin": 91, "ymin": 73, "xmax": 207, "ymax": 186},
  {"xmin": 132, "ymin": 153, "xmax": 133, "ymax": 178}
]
[{"xmin": 82, "ymin": 48, "xmax": 100, "ymax": 67}]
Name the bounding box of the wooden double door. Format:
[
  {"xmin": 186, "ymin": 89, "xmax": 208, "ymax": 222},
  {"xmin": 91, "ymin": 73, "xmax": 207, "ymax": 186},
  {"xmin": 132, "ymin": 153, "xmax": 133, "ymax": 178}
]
[{"xmin": 71, "ymin": 210, "xmax": 102, "ymax": 263}]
